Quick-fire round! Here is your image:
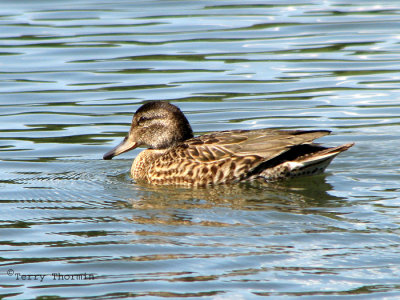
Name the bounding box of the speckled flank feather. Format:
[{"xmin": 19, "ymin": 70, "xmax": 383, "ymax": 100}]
[
  {"xmin": 131, "ymin": 147, "xmax": 263, "ymax": 186},
  {"xmin": 104, "ymin": 101, "xmax": 354, "ymax": 186}
]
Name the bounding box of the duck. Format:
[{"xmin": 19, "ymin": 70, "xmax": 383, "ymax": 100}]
[{"xmin": 103, "ymin": 101, "xmax": 354, "ymax": 186}]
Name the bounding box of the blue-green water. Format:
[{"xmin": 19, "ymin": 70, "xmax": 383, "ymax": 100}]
[{"xmin": 1, "ymin": 0, "xmax": 400, "ymax": 299}]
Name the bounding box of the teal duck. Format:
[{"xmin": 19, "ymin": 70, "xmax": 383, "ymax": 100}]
[{"xmin": 103, "ymin": 101, "xmax": 354, "ymax": 186}]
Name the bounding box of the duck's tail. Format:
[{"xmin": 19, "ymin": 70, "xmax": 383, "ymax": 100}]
[{"xmin": 258, "ymin": 143, "xmax": 354, "ymax": 181}]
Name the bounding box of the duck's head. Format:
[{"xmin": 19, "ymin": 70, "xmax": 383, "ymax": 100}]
[{"xmin": 103, "ymin": 101, "xmax": 193, "ymax": 160}]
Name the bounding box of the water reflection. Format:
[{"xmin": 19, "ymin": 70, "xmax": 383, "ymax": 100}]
[{"xmin": 117, "ymin": 175, "xmax": 343, "ymax": 215}]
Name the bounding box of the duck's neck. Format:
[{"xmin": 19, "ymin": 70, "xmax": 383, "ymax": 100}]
[{"xmin": 130, "ymin": 149, "xmax": 167, "ymax": 182}]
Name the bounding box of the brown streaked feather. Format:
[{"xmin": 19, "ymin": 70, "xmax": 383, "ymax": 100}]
[
  {"xmin": 142, "ymin": 150, "xmax": 263, "ymax": 186},
  {"xmin": 181, "ymin": 129, "xmax": 331, "ymax": 162}
]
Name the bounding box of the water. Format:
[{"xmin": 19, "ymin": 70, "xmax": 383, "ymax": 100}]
[{"xmin": 1, "ymin": 0, "xmax": 400, "ymax": 298}]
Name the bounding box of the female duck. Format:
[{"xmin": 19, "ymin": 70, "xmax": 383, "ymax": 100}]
[{"xmin": 103, "ymin": 101, "xmax": 353, "ymax": 186}]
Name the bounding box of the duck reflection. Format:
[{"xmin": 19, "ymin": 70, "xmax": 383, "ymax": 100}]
[{"xmin": 109, "ymin": 175, "xmax": 345, "ymax": 227}]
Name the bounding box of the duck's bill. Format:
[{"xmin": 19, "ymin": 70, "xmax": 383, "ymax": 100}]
[{"xmin": 103, "ymin": 137, "xmax": 138, "ymax": 160}]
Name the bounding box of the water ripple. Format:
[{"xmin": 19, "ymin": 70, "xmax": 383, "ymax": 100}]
[{"xmin": 1, "ymin": 0, "xmax": 400, "ymax": 298}]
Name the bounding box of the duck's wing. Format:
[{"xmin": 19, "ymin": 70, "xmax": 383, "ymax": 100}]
[{"xmin": 180, "ymin": 128, "xmax": 331, "ymax": 162}]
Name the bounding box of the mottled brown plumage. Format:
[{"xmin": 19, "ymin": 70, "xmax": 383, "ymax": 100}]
[{"xmin": 103, "ymin": 101, "xmax": 353, "ymax": 186}]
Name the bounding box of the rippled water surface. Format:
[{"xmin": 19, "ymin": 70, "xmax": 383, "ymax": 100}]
[{"xmin": 1, "ymin": 0, "xmax": 400, "ymax": 298}]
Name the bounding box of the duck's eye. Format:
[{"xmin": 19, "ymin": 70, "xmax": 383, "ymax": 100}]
[{"xmin": 137, "ymin": 116, "xmax": 152, "ymax": 126}]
